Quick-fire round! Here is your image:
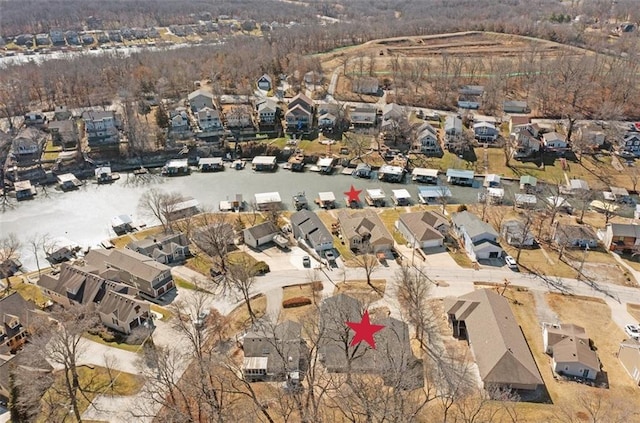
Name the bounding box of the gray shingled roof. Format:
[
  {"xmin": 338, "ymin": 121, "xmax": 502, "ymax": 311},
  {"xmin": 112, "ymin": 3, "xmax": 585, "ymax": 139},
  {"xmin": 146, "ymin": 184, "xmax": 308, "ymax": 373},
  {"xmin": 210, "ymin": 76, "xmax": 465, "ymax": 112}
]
[
  {"xmin": 290, "ymin": 210, "xmax": 333, "ymax": 249},
  {"xmin": 452, "ymin": 211, "xmax": 498, "ymax": 239}
]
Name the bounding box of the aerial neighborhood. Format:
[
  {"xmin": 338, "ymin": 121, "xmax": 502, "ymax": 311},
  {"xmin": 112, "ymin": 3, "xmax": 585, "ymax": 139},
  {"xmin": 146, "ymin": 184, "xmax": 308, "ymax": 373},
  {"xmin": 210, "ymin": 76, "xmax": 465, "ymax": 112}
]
[{"xmin": 2, "ymin": 1, "xmax": 640, "ymax": 421}]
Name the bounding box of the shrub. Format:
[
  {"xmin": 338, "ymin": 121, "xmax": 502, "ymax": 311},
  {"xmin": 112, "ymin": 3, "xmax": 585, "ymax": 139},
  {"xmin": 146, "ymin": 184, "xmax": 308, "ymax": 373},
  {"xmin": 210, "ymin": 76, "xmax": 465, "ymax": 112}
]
[
  {"xmin": 253, "ymin": 261, "xmax": 270, "ymax": 275},
  {"xmin": 282, "ymin": 296, "xmax": 312, "ymax": 308},
  {"xmin": 311, "ymin": 281, "xmax": 323, "ymax": 292},
  {"xmin": 457, "ymin": 204, "xmax": 468, "ymax": 212}
]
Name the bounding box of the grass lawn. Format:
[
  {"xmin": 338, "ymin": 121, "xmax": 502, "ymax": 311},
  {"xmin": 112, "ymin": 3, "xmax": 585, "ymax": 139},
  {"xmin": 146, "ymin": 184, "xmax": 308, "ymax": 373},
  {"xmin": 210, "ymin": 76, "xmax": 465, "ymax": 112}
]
[
  {"xmin": 150, "ymin": 304, "xmax": 173, "ymax": 321},
  {"xmin": 378, "ymin": 208, "xmax": 408, "ymax": 245},
  {"xmin": 335, "ymin": 279, "xmax": 386, "ymax": 303},
  {"xmin": 8, "ymin": 279, "xmax": 47, "ymax": 307},
  {"xmin": 228, "ymin": 295, "xmax": 267, "ymax": 334},
  {"xmin": 281, "ymin": 283, "xmax": 322, "ymax": 321},
  {"xmin": 175, "ymin": 276, "xmax": 198, "ymax": 291},
  {"xmin": 227, "ymin": 251, "xmax": 258, "ymax": 267},
  {"xmin": 83, "ymin": 333, "xmax": 144, "ymax": 353},
  {"xmin": 110, "ymin": 234, "xmax": 136, "ymax": 249},
  {"xmin": 185, "ymin": 253, "xmax": 213, "ymax": 275},
  {"xmin": 38, "ymin": 365, "xmax": 144, "ymax": 422}
]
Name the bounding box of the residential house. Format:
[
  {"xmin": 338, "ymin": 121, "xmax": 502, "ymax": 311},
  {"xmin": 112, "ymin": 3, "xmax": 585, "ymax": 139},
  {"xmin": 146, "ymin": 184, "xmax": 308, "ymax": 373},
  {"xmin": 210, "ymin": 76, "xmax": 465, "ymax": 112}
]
[
  {"xmin": 414, "ymin": 122, "xmax": 441, "ymax": 155},
  {"xmin": 576, "ymin": 125, "xmax": 605, "ymax": 150},
  {"xmin": 319, "ymin": 294, "xmax": 423, "ymax": 389},
  {"xmin": 257, "ymin": 74, "xmax": 273, "ymax": 91},
  {"xmin": 38, "ymin": 262, "xmax": 151, "ymax": 334},
  {"xmin": 349, "ymin": 106, "xmax": 377, "ymax": 126},
  {"xmin": 603, "ymin": 223, "xmax": 640, "ymax": 253},
  {"xmin": 197, "ymin": 107, "xmax": 223, "ymax": 131},
  {"xmin": 188, "ymin": 89, "xmax": 215, "ymax": 112},
  {"xmin": 285, "ymin": 104, "xmax": 313, "ymax": 131},
  {"xmin": 473, "ymin": 121, "xmax": 499, "ymax": 143},
  {"xmin": 170, "ymin": 108, "xmax": 190, "ymax": 132},
  {"xmin": 554, "ymin": 224, "xmax": 598, "ymax": 249},
  {"xmin": 451, "ymin": 211, "xmax": 503, "ymax": 261},
  {"xmin": 337, "ymin": 209, "xmax": 393, "ymax": 254},
  {"xmin": 288, "ymin": 93, "xmax": 314, "ymax": 114},
  {"xmin": 514, "ymin": 125, "xmax": 542, "ymax": 159},
  {"xmin": 0, "ymin": 293, "xmax": 37, "ymax": 354},
  {"xmin": 501, "ymin": 219, "xmax": 535, "ymax": 247},
  {"xmin": 242, "ymin": 320, "xmax": 303, "ymax": 383},
  {"xmin": 458, "ymin": 85, "xmax": 484, "ymax": 109},
  {"xmin": 225, "ymin": 105, "xmax": 253, "ymax": 128},
  {"xmin": 444, "ymin": 289, "xmax": 544, "ymax": 391},
  {"xmin": 542, "ymin": 132, "xmax": 568, "ymax": 150},
  {"xmin": 35, "ymin": 33, "xmax": 51, "ymax": 45},
  {"xmin": 65, "ymin": 31, "xmax": 80, "ymax": 45},
  {"xmin": 352, "ymin": 77, "xmax": 379, "ymax": 95},
  {"xmin": 243, "ymin": 221, "xmax": 280, "ymax": 248},
  {"xmin": 444, "ymin": 116, "xmax": 463, "ymax": 140},
  {"xmin": 54, "ymin": 105, "xmax": 72, "ymax": 120},
  {"xmin": 622, "ymin": 132, "xmax": 640, "ymax": 156},
  {"xmin": 11, "ymin": 128, "xmax": 45, "ymax": 161},
  {"xmin": 318, "ymin": 112, "xmax": 336, "ymax": 129},
  {"xmin": 82, "ymin": 110, "xmax": 120, "ymax": 147},
  {"xmin": 23, "ymin": 111, "xmax": 47, "ymax": 128},
  {"xmin": 396, "ymin": 211, "xmax": 449, "ymax": 249},
  {"xmin": 618, "ymin": 340, "xmax": 640, "ymax": 385},
  {"xmin": 48, "ymin": 119, "xmax": 79, "ymax": 149},
  {"xmin": 542, "ymin": 323, "xmax": 599, "ymax": 380},
  {"xmin": 446, "ymin": 169, "xmax": 475, "ymax": 186},
  {"xmin": 503, "ymin": 100, "xmax": 529, "ymax": 114},
  {"xmin": 304, "ymin": 71, "xmax": 323, "ymax": 86},
  {"xmin": 257, "ymin": 99, "xmax": 278, "ymax": 126},
  {"xmin": 290, "ymin": 209, "xmax": 333, "ymax": 252},
  {"xmin": 84, "ymin": 248, "xmax": 175, "ymax": 300},
  {"xmin": 126, "ymin": 233, "xmax": 190, "ymax": 264},
  {"xmin": 382, "ymin": 103, "xmax": 404, "ymax": 123},
  {"xmin": 49, "ymin": 30, "xmax": 65, "ymax": 45}
]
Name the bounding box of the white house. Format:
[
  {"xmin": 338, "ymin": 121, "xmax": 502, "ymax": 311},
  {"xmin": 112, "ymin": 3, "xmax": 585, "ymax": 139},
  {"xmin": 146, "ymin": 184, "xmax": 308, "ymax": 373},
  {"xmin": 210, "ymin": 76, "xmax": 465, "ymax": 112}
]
[
  {"xmin": 542, "ymin": 323, "xmax": 599, "ymax": 380},
  {"xmin": 414, "ymin": 122, "xmax": 441, "ymax": 155},
  {"xmin": 451, "ymin": 211, "xmax": 503, "ymax": 261},
  {"xmin": 473, "ymin": 121, "xmax": 499, "ymax": 142},
  {"xmin": 243, "ymin": 221, "xmax": 280, "ymax": 248},
  {"xmin": 188, "ymin": 89, "xmax": 215, "ymax": 112},
  {"xmin": 350, "ymin": 106, "xmax": 377, "ymax": 126},
  {"xmin": 542, "ymin": 132, "xmax": 568, "ymax": 150},
  {"xmin": 197, "ymin": 107, "xmax": 223, "ymax": 131},
  {"xmin": 257, "ymin": 74, "xmax": 272, "ymax": 91},
  {"xmin": 501, "ymin": 219, "xmax": 535, "ymax": 247},
  {"xmin": 257, "ymin": 100, "xmax": 278, "ymax": 125}
]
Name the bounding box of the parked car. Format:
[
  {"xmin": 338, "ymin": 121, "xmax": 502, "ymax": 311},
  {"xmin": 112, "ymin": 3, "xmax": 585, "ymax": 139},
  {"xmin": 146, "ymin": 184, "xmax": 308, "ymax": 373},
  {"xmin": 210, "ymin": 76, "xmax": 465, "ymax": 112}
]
[
  {"xmin": 505, "ymin": 255, "xmax": 518, "ymax": 270},
  {"xmin": 625, "ymin": 324, "xmax": 640, "ymax": 340},
  {"xmin": 324, "ymin": 250, "xmax": 336, "ymax": 262},
  {"xmin": 193, "ymin": 310, "xmax": 210, "ymax": 328},
  {"xmin": 302, "ymin": 255, "xmax": 311, "ymax": 267}
]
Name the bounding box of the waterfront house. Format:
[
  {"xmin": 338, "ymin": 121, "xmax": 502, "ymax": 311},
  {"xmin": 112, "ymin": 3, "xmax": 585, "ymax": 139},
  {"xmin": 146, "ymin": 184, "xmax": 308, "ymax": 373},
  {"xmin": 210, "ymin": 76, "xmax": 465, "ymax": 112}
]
[
  {"xmin": 473, "ymin": 121, "xmax": 499, "ymax": 143},
  {"xmin": 501, "ymin": 219, "xmax": 535, "ymax": 247},
  {"xmin": 0, "ymin": 293, "xmax": 37, "ymax": 354},
  {"xmin": 198, "ymin": 157, "xmax": 224, "ymax": 172},
  {"xmin": 257, "ymin": 99, "xmax": 278, "ymax": 125},
  {"xmin": 257, "ymin": 74, "xmax": 272, "ymax": 91},
  {"xmin": 412, "ymin": 168, "xmax": 439, "ymax": 184},
  {"xmin": 352, "ymin": 77, "xmax": 379, "ymax": 94},
  {"xmin": 82, "ymin": 110, "xmax": 120, "ymax": 147},
  {"xmin": 85, "ymin": 248, "xmax": 175, "ymax": 301},
  {"xmin": 417, "ymin": 186, "xmax": 452, "ymax": 204},
  {"xmin": 391, "ymin": 189, "xmax": 412, "ymax": 206},
  {"xmin": 337, "ymin": 209, "xmax": 393, "ymax": 254},
  {"xmin": 255, "ymin": 192, "xmax": 282, "ymax": 211},
  {"xmin": 542, "ymin": 132, "xmax": 568, "ymax": 150},
  {"xmin": 542, "ymin": 323, "xmax": 599, "ymax": 380},
  {"xmin": 127, "ymin": 233, "xmax": 190, "ymax": 264},
  {"xmin": 415, "ymin": 122, "xmax": 441, "ymax": 156},
  {"xmin": 23, "ymin": 111, "xmax": 47, "ymax": 129},
  {"xmin": 446, "ymin": 169, "xmax": 475, "ymax": 186},
  {"xmin": 252, "ymin": 156, "xmax": 277, "ymax": 171},
  {"xmin": 197, "ymin": 107, "xmax": 223, "ymax": 132},
  {"xmin": 188, "ymin": 89, "xmax": 215, "ymax": 112},
  {"xmin": 382, "ymin": 103, "xmax": 404, "ymax": 122},
  {"xmin": 349, "ymin": 106, "xmax": 377, "ymax": 127},
  {"xmin": 514, "ymin": 125, "xmax": 542, "ymax": 159},
  {"xmin": 14, "ymin": 180, "xmax": 36, "ymax": 201},
  {"xmin": 318, "ymin": 113, "xmax": 336, "ymax": 129},
  {"xmin": 11, "ymin": 128, "xmax": 45, "ymax": 162},
  {"xmin": 48, "ymin": 119, "xmax": 79, "ymax": 149},
  {"xmin": 290, "ymin": 209, "xmax": 334, "ymax": 252},
  {"xmin": 503, "ymin": 100, "xmax": 529, "ymax": 114},
  {"xmin": 285, "ymin": 104, "xmax": 312, "ymax": 131},
  {"xmin": 553, "ymin": 224, "xmax": 599, "ymax": 249},
  {"xmin": 243, "ymin": 221, "xmax": 280, "ymax": 248},
  {"xmin": 243, "ymin": 320, "xmax": 302, "ymax": 383},
  {"xmin": 225, "ymin": 105, "xmax": 253, "ymax": 128},
  {"xmin": 365, "ymin": 189, "xmax": 386, "ymax": 207},
  {"xmin": 170, "ymin": 108, "xmax": 190, "ymax": 133},
  {"xmin": 451, "ymin": 211, "xmax": 503, "ymax": 261},
  {"xmin": 602, "ymin": 223, "xmax": 640, "ymax": 253},
  {"xmin": 444, "ymin": 289, "xmax": 543, "ymax": 391},
  {"xmin": 576, "ymin": 125, "xmax": 605, "ymax": 150},
  {"xmin": 396, "ymin": 211, "xmax": 448, "ymax": 249},
  {"xmin": 444, "ymin": 116, "xmax": 463, "ymax": 141}
]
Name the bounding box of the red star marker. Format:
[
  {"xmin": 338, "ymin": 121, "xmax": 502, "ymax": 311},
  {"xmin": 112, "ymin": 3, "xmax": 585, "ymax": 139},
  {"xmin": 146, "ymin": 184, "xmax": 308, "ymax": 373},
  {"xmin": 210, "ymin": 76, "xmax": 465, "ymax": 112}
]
[
  {"xmin": 344, "ymin": 185, "xmax": 362, "ymax": 204},
  {"xmin": 346, "ymin": 310, "xmax": 385, "ymax": 349}
]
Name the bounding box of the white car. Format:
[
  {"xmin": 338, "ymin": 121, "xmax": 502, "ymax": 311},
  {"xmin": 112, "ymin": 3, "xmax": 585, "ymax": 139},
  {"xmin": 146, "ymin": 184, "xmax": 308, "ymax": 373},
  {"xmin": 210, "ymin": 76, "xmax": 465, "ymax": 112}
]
[
  {"xmin": 504, "ymin": 255, "xmax": 518, "ymax": 269},
  {"xmin": 625, "ymin": 324, "xmax": 640, "ymax": 340}
]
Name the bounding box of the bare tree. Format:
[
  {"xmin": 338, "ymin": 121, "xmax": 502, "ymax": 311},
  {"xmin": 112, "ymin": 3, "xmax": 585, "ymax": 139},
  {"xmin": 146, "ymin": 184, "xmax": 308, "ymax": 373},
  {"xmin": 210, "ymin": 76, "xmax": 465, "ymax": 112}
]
[
  {"xmin": 227, "ymin": 258, "xmax": 259, "ymax": 323},
  {"xmin": 27, "ymin": 233, "xmax": 49, "ymax": 277},
  {"xmin": 395, "ymin": 265, "xmax": 435, "ymax": 349},
  {"xmin": 137, "ymin": 188, "xmax": 186, "ymax": 233},
  {"xmin": 0, "ymin": 233, "xmax": 21, "ymax": 286},
  {"xmin": 189, "ymin": 212, "xmax": 235, "ymax": 274},
  {"xmin": 352, "ymin": 252, "xmax": 380, "ymax": 294}
]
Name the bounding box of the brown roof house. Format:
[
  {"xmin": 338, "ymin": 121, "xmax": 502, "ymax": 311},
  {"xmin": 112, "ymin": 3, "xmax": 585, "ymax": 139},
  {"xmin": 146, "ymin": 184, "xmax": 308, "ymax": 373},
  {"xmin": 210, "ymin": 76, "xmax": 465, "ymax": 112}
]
[
  {"xmin": 603, "ymin": 223, "xmax": 640, "ymax": 253},
  {"xmin": 126, "ymin": 232, "xmax": 190, "ymax": 264},
  {"xmin": 84, "ymin": 248, "xmax": 175, "ymax": 301},
  {"xmin": 319, "ymin": 294, "xmax": 423, "ymax": 389},
  {"xmin": 444, "ymin": 289, "xmax": 544, "ymax": 392},
  {"xmin": 542, "ymin": 323, "xmax": 599, "ymax": 380},
  {"xmin": 38, "ymin": 262, "xmax": 151, "ymax": 334},
  {"xmin": 337, "ymin": 209, "xmax": 394, "ymax": 254},
  {"xmin": 553, "ymin": 224, "xmax": 599, "ymax": 250},
  {"xmin": 0, "ymin": 293, "xmax": 38, "ymax": 354},
  {"xmin": 395, "ymin": 211, "xmax": 449, "ymax": 249},
  {"xmin": 242, "ymin": 320, "xmax": 303, "ymax": 384},
  {"xmin": 618, "ymin": 339, "xmax": 640, "ymax": 385}
]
